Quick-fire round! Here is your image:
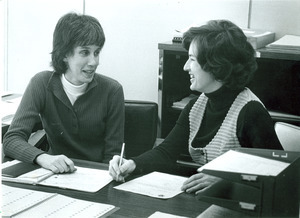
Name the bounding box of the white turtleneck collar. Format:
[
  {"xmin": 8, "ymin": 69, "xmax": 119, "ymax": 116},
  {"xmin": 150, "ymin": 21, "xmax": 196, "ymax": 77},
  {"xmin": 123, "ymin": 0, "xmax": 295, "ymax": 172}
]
[{"xmin": 61, "ymin": 74, "xmax": 88, "ymax": 105}]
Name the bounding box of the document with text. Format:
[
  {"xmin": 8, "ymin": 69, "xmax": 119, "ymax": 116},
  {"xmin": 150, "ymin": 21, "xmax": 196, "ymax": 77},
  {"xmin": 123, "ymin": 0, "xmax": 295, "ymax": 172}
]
[
  {"xmin": 2, "ymin": 160, "xmax": 113, "ymax": 192},
  {"xmin": 2, "ymin": 185, "xmax": 117, "ymax": 218},
  {"xmin": 114, "ymin": 171, "xmax": 187, "ymax": 199}
]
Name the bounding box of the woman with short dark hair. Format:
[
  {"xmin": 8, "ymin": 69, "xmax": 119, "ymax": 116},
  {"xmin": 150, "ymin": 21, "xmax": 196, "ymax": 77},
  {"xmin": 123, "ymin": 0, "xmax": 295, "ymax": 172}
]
[
  {"xmin": 109, "ymin": 19, "xmax": 282, "ymax": 194},
  {"xmin": 3, "ymin": 12, "xmax": 125, "ymax": 173},
  {"xmin": 182, "ymin": 20, "xmax": 257, "ymax": 91}
]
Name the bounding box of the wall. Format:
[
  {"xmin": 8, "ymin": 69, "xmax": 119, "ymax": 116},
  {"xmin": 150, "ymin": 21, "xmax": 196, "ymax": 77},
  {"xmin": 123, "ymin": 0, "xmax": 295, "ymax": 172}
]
[
  {"xmin": 3, "ymin": 0, "xmax": 300, "ymax": 102},
  {"xmin": 85, "ymin": 0, "xmax": 249, "ymax": 102},
  {"xmin": 250, "ymin": 0, "xmax": 300, "ymax": 40},
  {"xmin": 3, "ymin": 0, "xmax": 83, "ymax": 94},
  {"xmin": 1, "ymin": 0, "xmax": 5, "ymax": 91}
]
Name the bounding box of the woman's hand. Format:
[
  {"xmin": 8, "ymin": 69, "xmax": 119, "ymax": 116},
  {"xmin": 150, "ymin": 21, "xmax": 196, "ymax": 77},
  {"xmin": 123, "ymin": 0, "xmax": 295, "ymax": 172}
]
[
  {"xmin": 35, "ymin": 153, "xmax": 76, "ymax": 173},
  {"xmin": 181, "ymin": 172, "xmax": 221, "ymax": 195},
  {"xmin": 109, "ymin": 155, "xmax": 136, "ymax": 182}
]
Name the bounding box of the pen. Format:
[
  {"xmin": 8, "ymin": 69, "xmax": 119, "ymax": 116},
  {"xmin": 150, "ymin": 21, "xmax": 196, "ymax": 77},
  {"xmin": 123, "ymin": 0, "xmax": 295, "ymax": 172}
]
[{"xmin": 119, "ymin": 143, "xmax": 125, "ymax": 167}]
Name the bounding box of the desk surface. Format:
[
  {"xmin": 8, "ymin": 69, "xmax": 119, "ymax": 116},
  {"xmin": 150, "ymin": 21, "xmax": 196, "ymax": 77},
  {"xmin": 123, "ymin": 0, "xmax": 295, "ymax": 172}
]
[
  {"xmin": 2, "ymin": 93, "xmax": 22, "ymax": 136},
  {"xmin": 1, "ymin": 93, "xmax": 210, "ymax": 217},
  {"xmin": 2, "ymin": 158, "xmax": 210, "ymax": 218}
]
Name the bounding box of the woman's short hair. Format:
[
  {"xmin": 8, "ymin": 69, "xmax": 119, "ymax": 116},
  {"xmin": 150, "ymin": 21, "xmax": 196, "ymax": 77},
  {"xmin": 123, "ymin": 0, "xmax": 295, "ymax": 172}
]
[
  {"xmin": 182, "ymin": 20, "xmax": 257, "ymax": 91},
  {"xmin": 51, "ymin": 12, "xmax": 105, "ymax": 73}
]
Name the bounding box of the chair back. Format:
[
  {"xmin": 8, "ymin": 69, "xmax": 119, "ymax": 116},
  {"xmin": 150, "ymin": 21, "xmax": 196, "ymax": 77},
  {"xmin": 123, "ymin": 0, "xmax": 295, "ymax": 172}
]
[
  {"xmin": 274, "ymin": 122, "xmax": 300, "ymax": 152},
  {"xmin": 124, "ymin": 100, "xmax": 158, "ymax": 158}
]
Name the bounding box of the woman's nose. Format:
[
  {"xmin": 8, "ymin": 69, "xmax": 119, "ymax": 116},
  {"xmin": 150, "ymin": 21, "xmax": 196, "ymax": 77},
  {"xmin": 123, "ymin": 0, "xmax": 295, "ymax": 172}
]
[
  {"xmin": 88, "ymin": 55, "xmax": 99, "ymax": 66},
  {"xmin": 183, "ymin": 60, "xmax": 189, "ymax": 71}
]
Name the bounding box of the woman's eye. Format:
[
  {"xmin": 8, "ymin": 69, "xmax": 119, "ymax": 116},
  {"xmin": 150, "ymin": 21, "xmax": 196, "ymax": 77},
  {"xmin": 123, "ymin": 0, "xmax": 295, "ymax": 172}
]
[
  {"xmin": 80, "ymin": 50, "xmax": 89, "ymax": 56},
  {"xmin": 94, "ymin": 51, "xmax": 100, "ymax": 56}
]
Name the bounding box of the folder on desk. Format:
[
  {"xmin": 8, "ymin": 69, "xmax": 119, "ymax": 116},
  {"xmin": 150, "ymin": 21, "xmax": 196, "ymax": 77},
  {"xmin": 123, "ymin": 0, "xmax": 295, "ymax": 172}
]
[
  {"xmin": 2, "ymin": 160, "xmax": 113, "ymax": 192},
  {"xmin": 196, "ymin": 148, "xmax": 300, "ymax": 217}
]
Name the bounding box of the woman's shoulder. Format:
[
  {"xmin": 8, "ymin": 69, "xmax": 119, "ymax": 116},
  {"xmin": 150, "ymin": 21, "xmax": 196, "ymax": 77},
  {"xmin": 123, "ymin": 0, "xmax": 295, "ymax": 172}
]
[
  {"xmin": 31, "ymin": 70, "xmax": 54, "ymax": 82},
  {"xmin": 94, "ymin": 73, "xmax": 122, "ymax": 86},
  {"xmin": 240, "ymin": 100, "xmax": 271, "ymax": 122},
  {"xmin": 93, "ymin": 73, "xmax": 123, "ymax": 92},
  {"xmin": 242, "ymin": 100, "xmax": 268, "ymax": 113}
]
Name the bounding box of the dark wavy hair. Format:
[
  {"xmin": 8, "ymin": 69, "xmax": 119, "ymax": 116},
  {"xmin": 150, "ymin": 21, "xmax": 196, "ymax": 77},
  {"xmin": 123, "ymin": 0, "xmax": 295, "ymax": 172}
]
[
  {"xmin": 182, "ymin": 20, "xmax": 257, "ymax": 91},
  {"xmin": 51, "ymin": 12, "xmax": 105, "ymax": 74}
]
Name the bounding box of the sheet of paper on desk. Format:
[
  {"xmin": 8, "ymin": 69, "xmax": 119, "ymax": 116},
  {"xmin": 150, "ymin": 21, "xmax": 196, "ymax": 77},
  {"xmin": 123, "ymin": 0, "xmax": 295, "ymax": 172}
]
[
  {"xmin": 149, "ymin": 211, "xmax": 189, "ymax": 218},
  {"xmin": 2, "ymin": 160, "xmax": 54, "ymax": 184},
  {"xmin": 2, "ymin": 184, "xmax": 55, "ymax": 217},
  {"xmin": 114, "ymin": 171, "xmax": 187, "ymax": 199},
  {"xmin": 2, "ymin": 161, "xmax": 113, "ymax": 192},
  {"xmin": 2, "ymin": 185, "xmax": 117, "ymax": 218},
  {"xmin": 1, "ymin": 91, "xmax": 14, "ymax": 97},
  {"xmin": 198, "ymin": 150, "xmax": 289, "ymax": 176},
  {"xmin": 1, "ymin": 97, "xmax": 22, "ymax": 124},
  {"xmin": 39, "ymin": 166, "xmax": 113, "ymax": 192}
]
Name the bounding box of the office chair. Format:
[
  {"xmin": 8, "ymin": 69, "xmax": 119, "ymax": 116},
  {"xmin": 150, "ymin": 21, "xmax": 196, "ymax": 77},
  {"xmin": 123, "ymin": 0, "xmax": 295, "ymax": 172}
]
[
  {"xmin": 274, "ymin": 122, "xmax": 300, "ymax": 152},
  {"xmin": 3, "ymin": 101, "xmax": 159, "ymax": 160},
  {"xmin": 124, "ymin": 100, "xmax": 158, "ymax": 158}
]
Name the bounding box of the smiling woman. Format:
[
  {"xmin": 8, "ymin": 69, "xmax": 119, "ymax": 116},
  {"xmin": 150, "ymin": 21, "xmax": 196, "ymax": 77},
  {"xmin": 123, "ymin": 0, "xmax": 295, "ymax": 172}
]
[
  {"xmin": 64, "ymin": 45, "xmax": 101, "ymax": 85},
  {"xmin": 3, "ymin": 12, "xmax": 125, "ymax": 174},
  {"xmin": 109, "ymin": 19, "xmax": 283, "ymax": 198}
]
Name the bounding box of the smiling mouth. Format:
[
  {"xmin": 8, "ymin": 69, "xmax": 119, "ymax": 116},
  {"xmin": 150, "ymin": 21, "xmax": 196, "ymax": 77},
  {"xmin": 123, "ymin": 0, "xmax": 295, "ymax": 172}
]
[
  {"xmin": 190, "ymin": 74, "xmax": 195, "ymax": 81},
  {"xmin": 83, "ymin": 70, "xmax": 95, "ymax": 75}
]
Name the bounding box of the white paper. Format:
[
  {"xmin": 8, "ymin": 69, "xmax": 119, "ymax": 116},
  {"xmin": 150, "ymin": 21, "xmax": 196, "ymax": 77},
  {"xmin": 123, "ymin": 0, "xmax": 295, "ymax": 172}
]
[
  {"xmin": 1, "ymin": 97, "xmax": 22, "ymax": 124},
  {"xmin": 2, "ymin": 185, "xmax": 116, "ymax": 218},
  {"xmin": 198, "ymin": 150, "xmax": 289, "ymax": 176},
  {"xmin": 2, "ymin": 162, "xmax": 113, "ymax": 192},
  {"xmin": 39, "ymin": 166, "xmax": 113, "ymax": 192},
  {"xmin": 18, "ymin": 168, "xmax": 54, "ymax": 184},
  {"xmin": 267, "ymin": 35, "xmax": 300, "ymax": 48},
  {"xmin": 148, "ymin": 211, "xmax": 189, "ymax": 218},
  {"xmin": 2, "ymin": 159, "xmax": 21, "ymax": 169},
  {"xmin": 114, "ymin": 171, "xmax": 187, "ymax": 199},
  {"xmin": 1, "ymin": 91, "xmax": 14, "ymax": 97},
  {"xmin": 2, "ymin": 161, "xmax": 54, "ymax": 185},
  {"xmin": 14, "ymin": 194, "xmax": 116, "ymax": 218},
  {"xmin": 2, "ymin": 185, "xmax": 55, "ymax": 217}
]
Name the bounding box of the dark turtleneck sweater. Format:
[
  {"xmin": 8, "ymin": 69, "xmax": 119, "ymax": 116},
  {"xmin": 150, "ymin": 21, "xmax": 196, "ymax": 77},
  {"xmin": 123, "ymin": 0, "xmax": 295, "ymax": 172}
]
[{"xmin": 133, "ymin": 86, "xmax": 283, "ymax": 173}]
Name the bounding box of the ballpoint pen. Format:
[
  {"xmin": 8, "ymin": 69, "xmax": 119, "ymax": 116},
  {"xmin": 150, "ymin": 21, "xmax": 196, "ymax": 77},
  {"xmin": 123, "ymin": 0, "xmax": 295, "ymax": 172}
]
[{"xmin": 119, "ymin": 143, "xmax": 125, "ymax": 167}]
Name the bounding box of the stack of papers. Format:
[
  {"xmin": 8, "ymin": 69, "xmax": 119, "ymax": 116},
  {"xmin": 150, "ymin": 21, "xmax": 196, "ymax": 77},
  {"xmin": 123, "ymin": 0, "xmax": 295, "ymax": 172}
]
[
  {"xmin": 198, "ymin": 150, "xmax": 290, "ymax": 176},
  {"xmin": 243, "ymin": 29, "xmax": 275, "ymax": 49},
  {"xmin": 266, "ymin": 35, "xmax": 300, "ymax": 51},
  {"xmin": 2, "ymin": 185, "xmax": 117, "ymax": 218}
]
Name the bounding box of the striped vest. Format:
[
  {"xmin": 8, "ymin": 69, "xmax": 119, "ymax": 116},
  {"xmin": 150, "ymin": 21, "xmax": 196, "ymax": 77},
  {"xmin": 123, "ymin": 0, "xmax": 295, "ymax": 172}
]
[{"xmin": 189, "ymin": 88, "xmax": 263, "ymax": 165}]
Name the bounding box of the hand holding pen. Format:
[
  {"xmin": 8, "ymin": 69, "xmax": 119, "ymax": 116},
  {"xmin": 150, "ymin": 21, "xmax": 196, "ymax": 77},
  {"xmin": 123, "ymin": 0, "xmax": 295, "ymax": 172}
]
[
  {"xmin": 119, "ymin": 143, "xmax": 125, "ymax": 168},
  {"xmin": 109, "ymin": 143, "xmax": 136, "ymax": 182}
]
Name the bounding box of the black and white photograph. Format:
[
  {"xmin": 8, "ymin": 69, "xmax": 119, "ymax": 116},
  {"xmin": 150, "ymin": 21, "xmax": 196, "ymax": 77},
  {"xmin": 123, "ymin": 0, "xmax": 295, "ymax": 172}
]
[{"xmin": 1, "ymin": 0, "xmax": 300, "ymax": 217}]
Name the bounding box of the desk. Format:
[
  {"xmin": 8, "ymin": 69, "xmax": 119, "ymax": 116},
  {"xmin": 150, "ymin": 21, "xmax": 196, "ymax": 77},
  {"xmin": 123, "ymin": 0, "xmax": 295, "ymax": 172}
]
[
  {"xmin": 1, "ymin": 93, "xmax": 43, "ymax": 142},
  {"xmin": 1, "ymin": 93, "xmax": 22, "ymax": 138},
  {"xmin": 1, "ymin": 94, "xmax": 209, "ymax": 217},
  {"xmin": 2, "ymin": 158, "xmax": 211, "ymax": 218}
]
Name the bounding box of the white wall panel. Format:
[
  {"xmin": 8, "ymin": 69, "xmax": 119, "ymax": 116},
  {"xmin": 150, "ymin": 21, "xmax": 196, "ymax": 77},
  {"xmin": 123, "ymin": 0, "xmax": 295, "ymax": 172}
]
[
  {"xmin": 6, "ymin": 0, "xmax": 299, "ymax": 101},
  {"xmin": 85, "ymin": 0, "xmax": 249, "ymax": 102},
  {"xmin": 6, "ymin": 0, "xmax": 83, "ymax": 93},
  {"xmin": 1, "ymin": 0, "xmax": 7, "ymax": 92},
  {"xmin": 250, "ymin": 0, "xmax": 300, "ymax": 40}
]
